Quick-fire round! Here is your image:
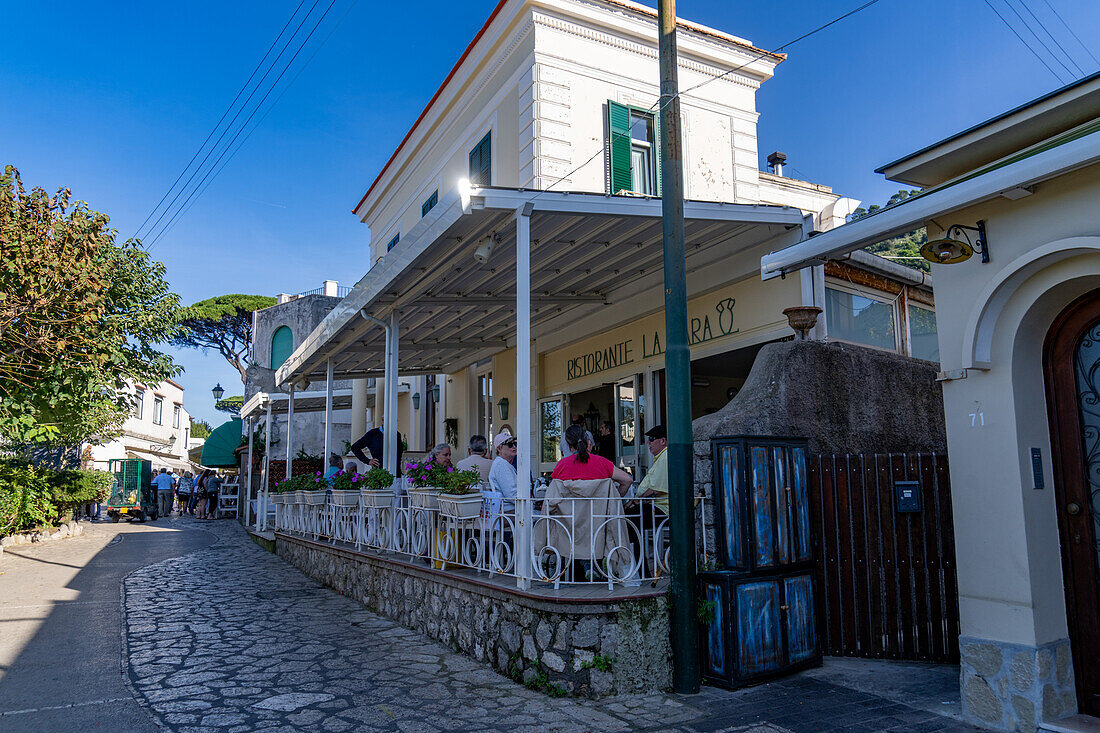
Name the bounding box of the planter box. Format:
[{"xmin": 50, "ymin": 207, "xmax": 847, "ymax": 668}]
[
  {"xmin": 294, "ymin": 491, "xmax": 306, "ymax": 505},
  {"xmin": 360, "ymin": 489, "xmax": 394, "ymax": 508},
  {"xmin": 438, "ymin": 493, "xmax": 483, "ymax": 519},
  {"xmin": 407, "ymin": 487, "xmax": 440, "ymax": 510},
  {"xmin": 331, "ymin": 490, "xmax": 360, "ymax": 506},
  {"xmin": 271, "ymin": 493, "xmax": 286, "ymax": 505},
  {"xmin": 305, "ymin": 490, "xmax": 328, "ymax": 506}
]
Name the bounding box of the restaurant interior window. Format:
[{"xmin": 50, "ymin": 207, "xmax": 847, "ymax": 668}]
[
  {"xmin": 469, "ymin": 132, "xmax": 491, "ymax": 186},
  {"xmin": 173, "ymin": 405, "xmax": 181, "ymax": 429},
  {"xmin": 908, "ymin": 303, "xmax": 940, "ymax": 362},
  {"xmin": 607, "ymin": 100, "xmax": 660, "ymax": 196},
  {"xmin": 825, "ymin": 284, "xmax": 897, "ymax": 352},
  {"xmin": 386, "ymin": 233, "xmax": 400, "ymax": 252},
  {"xmin": 153, "ymin": 396, "xmax": 164, "ymax": 425},
  {"xmin": 134, "ymin": 390, "xmax": 144, "ymax": 419}
]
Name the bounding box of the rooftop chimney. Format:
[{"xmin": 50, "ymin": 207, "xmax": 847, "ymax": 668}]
[{"xmin": 767, "ymin": 151, "xmax": 787, "ymax": 177}]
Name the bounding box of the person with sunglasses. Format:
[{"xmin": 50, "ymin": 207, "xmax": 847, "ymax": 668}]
[{"xmin": 488, "ymin": 432, "xmax": 518, "ymax": 513}]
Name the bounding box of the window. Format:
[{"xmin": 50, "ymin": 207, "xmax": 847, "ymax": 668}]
[
  {"xmin": 908, "ymin": 303, "xmax": 940, "ymax": 362},
  {"xmin": 825, "ymin": 285, "xmax": 897, "ymax": 351},
  {"xmin": 421, "ymin": 190, "xmax": 438, "ymax": 217},
  {"xmin": 468, "ymin": 132, "xmax": 491, "ymax": 186},
  {"xmin": 173, "ymin": 405, "xmax": 180, "ymax": 429},
  {"xmin": 153, "ymin": 397, "xmax": 164, "ymax": 425},
  {"xmin": 607, "ymin": 101, "xmax": 660, "ymax": 196},
  {"xmin": 386, "ymin": 233, "xmax": 400, "ymax": 252},
  {"xmin": 271, "ymin": 326, "xmax": 293, "ymax": 370},
  {"xmin": 134, "ymin": 390, "xmax": 144, "ymax": 419}
]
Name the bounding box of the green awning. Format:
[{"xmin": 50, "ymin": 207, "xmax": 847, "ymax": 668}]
[{"xmin": 200, "ymin": 418, "xmax": 242, "ymax": 468}]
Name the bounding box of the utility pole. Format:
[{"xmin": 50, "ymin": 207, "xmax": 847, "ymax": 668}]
[{"xmin": 657, "ymin": 0, "xmax": 700, "ymax": 693}]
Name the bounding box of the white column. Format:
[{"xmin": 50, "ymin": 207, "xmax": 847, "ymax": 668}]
[
  {"xmin": 323, "ymin": 359, "xmax": 334, "ymax": 472},
  {"xmin": 385, "ymin": 311, "xmax": 399, "ymax": 475},
  {"xmin": 244, "ymin": 417, "xmax": 254, "ymax": 524},
  {"xmin": 515, "ymin": 202, "xmax": 533, "ymax": 589},
  {"xmin": 285, "ymin": 384, "xmax": 295, "ymax": 481},
  {"xmin": 259, "ymin": 401, "xmax": 271, "ymax": 531},
  {"xmin": 350, "ymin": 378, "xmax": 368, "ymax": 440}
]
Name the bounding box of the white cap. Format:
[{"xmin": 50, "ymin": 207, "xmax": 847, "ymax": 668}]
[{"xmin": 493, "ymin": 432, "xmax": 514, "ymax": 451}]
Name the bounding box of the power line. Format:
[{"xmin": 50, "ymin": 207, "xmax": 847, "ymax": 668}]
[
  {"xmin": 536, "ymin": 0, "xmax": 886, "ymax": 197},
  {"xmin": 152, "ymin": 0, "xmax": 363, "ymax": 245},
  {"xmin": 1011, "ymin": 0, "xmax": 1084, "ymax": 76},
  {"xmin": 148, "ymin": 0, "xmax": 341, "ymax": 249},
  {"xmin": 133, "ymin": 0, "xmax": 310, "ymax": 243},
  {"xmin": 999, "ymin": 0, "xmax": 1078, "ymax": 79},
  {"xmin": 145, "ymin": 0, "xmax": 328, "ymax": 249},
  {"xmin": 982, "ymin": 0, "xmax": 1067, "ymax": 83},
  {"xmin": 1036, "ymin": 0, "xmax": 1099, "ymax": 67}
]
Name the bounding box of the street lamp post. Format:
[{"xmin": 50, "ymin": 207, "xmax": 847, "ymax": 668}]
[{"xmin": 212, "ymin": 383, "xmax": 225, "ymax": 403}]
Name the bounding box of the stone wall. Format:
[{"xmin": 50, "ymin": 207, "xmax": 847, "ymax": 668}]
[
  {"xmin": 275, "ymin": 533, "xmax": 671, "ymax": 697},
  {"xmin": 959, "ymin": 637, "xmax": 1076, "ymax": 733}
]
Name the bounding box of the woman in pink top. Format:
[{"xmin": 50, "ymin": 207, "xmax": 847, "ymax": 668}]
[{"xmin": 552, "ymin": 425, "xmax": 634, "ymax": 496}]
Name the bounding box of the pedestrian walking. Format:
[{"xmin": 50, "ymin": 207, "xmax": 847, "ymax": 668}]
[
  {"xmin": 176, "ymin": 472, "xmax": 194, "ymax": 514},
  {"xmin": 152, "ymin": 468, "xmax": 175, "ymax": 519},
  {"xmin": 194, "ymin": 470, "xmax": 210, "ymax": 518},
  {"xmin": 205, "ymin": 471, "xmax": 223, "ymax": 519}
]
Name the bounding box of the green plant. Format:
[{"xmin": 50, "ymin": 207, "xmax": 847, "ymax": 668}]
[
  {"xmin": 440, "ymin": 468, "xmax": 481, "ymax": 496},
  {"xmin": 697, "ymin": 598, "xmax": 718, "ymax": 625},
  {"xmin": 360, "ymin": 467, "xmax": 394, "ymax": 491},
  {"xmin": 271, "ymin": 473, "xmax": 319, "ymax": 493},
  {"xmin": 0, "ymin": 460, "xmax": 50, "ymax": 535},
  {"xmin": 404, "ymin": 457, "xmax": 451, "ymax": 489},
  {"xmin": 331, "ymin": 468, "xmax": 369, "ymax": 491},
  {"xmin": 342, "ymin": 440, "xmax": 352, "ymax": 456},
  {"xmin": 295, "ymin": 446, "xmax": 321, "ymax": 462},
  {"xmin": 580, "ymin": 654, "xmax": 614, "ymax": 672},
  {"xmin": 47, "ymin": 469, "xmax": 112, "ymax": 509},
  {"xmin": 524, "ymin": 669, "xmax": 568, "ymax": 698}
]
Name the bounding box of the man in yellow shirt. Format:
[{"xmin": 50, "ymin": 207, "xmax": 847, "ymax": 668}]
[{"xmin": 635, "ymin": 424, "xmax": 668, "ymax": 518}]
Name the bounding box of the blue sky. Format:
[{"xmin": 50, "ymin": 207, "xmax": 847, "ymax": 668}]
[{"xmin": 4, "ymin": 0, "xmax": 1098, "ymax": 426}]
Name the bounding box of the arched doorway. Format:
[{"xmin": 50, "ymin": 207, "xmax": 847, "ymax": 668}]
[{"xmin": 1044, "ymin": 290, "xmax": 1100, "ymax": 716}]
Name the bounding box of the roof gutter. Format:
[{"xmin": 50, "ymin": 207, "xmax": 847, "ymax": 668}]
[
  {"xmin": 761, "ymin": 124, "xmax": 1100, "ymax": 279},
  {"xmin": 847, "ymin": 249, "xmax": 932, "ymax": 288}
]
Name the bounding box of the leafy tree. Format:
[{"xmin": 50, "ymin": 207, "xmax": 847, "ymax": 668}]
[
  {"xmin": 0, "ymin": 166, "xmax": 181, "ymax": 446},
  {"xmin": 850, "ymin": 189, "xmax": 929, "ymax": 272},
  {"xmin": 215, "ymin": 395, "xmax": 243, "ymax": 416},
  {"xmin": 172, "ymin": 294, "xmax": 275, "ymax": 380},
  {"xmin": 190, "ymin": 418, "xmax": 212, "ymax": 439}
]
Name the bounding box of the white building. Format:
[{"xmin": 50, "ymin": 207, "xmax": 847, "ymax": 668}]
[{"xmin": 85, "ymin": 378, "xmax": 194, "ymax": 475}]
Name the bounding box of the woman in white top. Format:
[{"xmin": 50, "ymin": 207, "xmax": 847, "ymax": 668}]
[{"xmin": 488, "ymin": 432, "xmax": 518, "ymax": 513}]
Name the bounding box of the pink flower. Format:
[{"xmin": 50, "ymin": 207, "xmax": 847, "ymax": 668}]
[
  {"xmin": 447, "ymin": 467, "xmax": 454, "ymax": 473},
  {"xmin": 315, "ymin": 471, "xmax": 321, "ymax": 476}
]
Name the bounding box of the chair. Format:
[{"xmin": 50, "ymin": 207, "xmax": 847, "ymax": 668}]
[
  {"xmin": 218, "ymin": 482, "xmax": 239, "ymax": 518},
  {"xmin": 539, "ymin": 478, "xmax": 632, "ymax": 587}
]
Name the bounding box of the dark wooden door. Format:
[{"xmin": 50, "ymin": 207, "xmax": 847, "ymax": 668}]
[{"xmin": 1044, "ymin": 291, "xmax": 1100, "ymax": 717}]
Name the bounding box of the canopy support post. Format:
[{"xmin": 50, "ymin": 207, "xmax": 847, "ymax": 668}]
[
  {"xmin": 324, "ymin": 358, "xmax": 334, "ymax": 473},
  {"xmin": 385, "ymin": 311, "xmax": 399, "ymax": 476},
  {"xmin": 259, "ymin": 400, "xmax": 271, "ymax": 531},
  {"xmin": 285, "ymin": 383, "xmax": 295, "ymax": 482},
  {"xmin": 515, "ymin": 201, "xmax": 534, "ymax": 590},
  {"xmin": 244, "ymin": 417, "xmax": 254, "ymax": 524}
]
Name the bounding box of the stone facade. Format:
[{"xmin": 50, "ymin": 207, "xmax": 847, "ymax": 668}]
[
  {"xmin": 275, "ymin": 533, "xmax": 671, "ymax": 697},
  {"xmin": 959, "ymin": 636, "xmax": 1076, "ymax": 732}
]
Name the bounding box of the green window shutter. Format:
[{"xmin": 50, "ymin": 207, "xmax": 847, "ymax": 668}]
[
  {"xmin": 469, "ymin": 133, "xmax": 491, "ymax": 186},
  {"xmin": 271, "ymin": 326, "xmax": 293, "ymax": 370},
  {"xmin": 654, "ymin": 108, "xmax": 663, "ymax": 198},
  {"xmin": 607, "ymin": 101, "xmax": 632, "ymax": 195}
]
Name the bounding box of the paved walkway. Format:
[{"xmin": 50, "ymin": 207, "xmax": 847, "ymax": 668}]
[{"xmin": 119, "ymin": 516, "xmax": 977, "ymax": 733}]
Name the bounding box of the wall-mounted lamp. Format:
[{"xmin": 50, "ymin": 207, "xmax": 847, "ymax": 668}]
[
  {"xmin": 920, "ymin": 220, "xmax": 989, "ymax": 265},
  {"xmin": 497, "ymin": 397, "xmax": 509, "ymax": 421},
  {"xmin": 473, "ymin": 233, "xmax": 495, "ymax": 264},
  {"xmin": 212, "ymin": 383, "xmax": 225, "ymax": 403},
  {"xmin": 412, "ymin": 391, "xmax": 421, "ymax": 410},
  {"xmin": 431, "ymin": 383, "xmax": 441, "ymax": 403}
]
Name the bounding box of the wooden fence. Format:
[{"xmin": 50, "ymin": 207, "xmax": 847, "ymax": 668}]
[{"xmin": 808, "ymin": 453, "xmax": 959, "ymax": 663}]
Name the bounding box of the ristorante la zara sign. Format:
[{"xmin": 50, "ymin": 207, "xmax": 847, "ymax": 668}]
[{"xmin": 566, "ymin": 297, "xmax": 738, "ymax": 380}]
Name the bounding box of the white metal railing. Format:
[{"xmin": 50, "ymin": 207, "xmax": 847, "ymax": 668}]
[{"xmin": 267, "ymin": 482, "xmax": 707, "ymax": 590}]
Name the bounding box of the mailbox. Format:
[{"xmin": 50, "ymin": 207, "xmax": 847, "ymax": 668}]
[{"xmin": 894, "ymin": 480, "xmax": 922, "ymax": 513}]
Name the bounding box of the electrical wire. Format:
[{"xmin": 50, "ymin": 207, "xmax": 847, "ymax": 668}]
[
  {"xmin": 982, "ymin": 0, "xmax": 1067, "ymax": 83},
  {"xmin": 533, "ymin": 0, "xmax": 886, "ymax": 199},
  {"xmin": 1036, "ymin": 0, "xmax": 1099, "ymax": 67},
  {"xmin": 133, "ymin": 0, "xmax": 311, "ymax": 244},
  {"xmin": 1011, "ymin": 0, "xmax": 1084, "ymax": 76},
  {"xmin": 1000, "ymin": 0, "xmax": 1078, "ymax": 79},
  {"xmin": 152, "ymin": 0, "xmax": 363, "ymax": 245},
  {"xmin": 147, "ymin": 0, "xmax": 344, "ymax": 250}
]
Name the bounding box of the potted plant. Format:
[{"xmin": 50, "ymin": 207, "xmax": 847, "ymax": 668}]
[
  {"xmin": 359, "ymin": 467, "xmax": 395, "ymax": 508},
  {"xmin": 405, "ymin": 458, "xmax": 450, "ymax": 510},
  {"xmin": 437, "ymin": 469, "xmax": 484, "ymax": 519},
  {"xmin": 330, "ymin": 469, "xmax": 363, "ymax": 506}
]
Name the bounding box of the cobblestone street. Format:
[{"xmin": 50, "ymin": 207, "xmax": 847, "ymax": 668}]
[{"xmin": 116, "ymin": 517, "xmax": 977, "ymax": 733}]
